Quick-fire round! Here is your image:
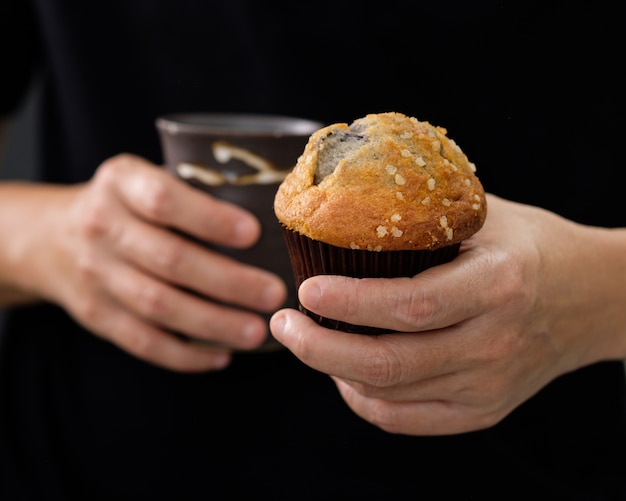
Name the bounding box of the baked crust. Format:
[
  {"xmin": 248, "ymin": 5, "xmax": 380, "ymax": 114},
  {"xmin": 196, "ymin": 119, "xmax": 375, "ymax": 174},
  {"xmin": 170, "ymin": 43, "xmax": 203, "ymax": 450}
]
[{"xmin": 274, "ymin": 112, "xmax": 487, "ymax": 251}]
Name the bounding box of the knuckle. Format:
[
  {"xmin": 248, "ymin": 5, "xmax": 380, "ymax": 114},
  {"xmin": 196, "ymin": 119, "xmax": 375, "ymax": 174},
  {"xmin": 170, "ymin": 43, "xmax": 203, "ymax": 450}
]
[
  {"xmin": 359, "ymin": 345, "xmax": 403, "ymax": 388},
  {"xmin": 95, "ymin": 153, "xmax": 129, "ymax": 182},
  {"xmin": 76, "ymin": 193, "xmax": 111, "ymax": 240},
  {"xmin": 497, "ymin": 260, "xmax": 527, "ymax": 302},
  {"xmin": 81, "ymin": 209, "xmax": 109, "ymax": 240},
  {"xmin": 76, "ymin": 165, "xmax": 124, "ymax": 240},
  {"xmin": 155, "ymin": 239, "xmax": 187, "ymax": 276},
  {"xmin": 134, "ymin": 282, "xmax": 171, "ymax": 319},
  {"xmin": 483, "ymin": 250, "xmax": 531, "ymax": 308},
  {"xmin": 140, "ymin": 176, "xmax": 172, "ymax": 221},
  {"xmin": 379, "ymin": 275, "xmax": 439, "ymax": 329},
  {"xmin": 395, "ymin": 286, "xmax": 437, "ymax": 326}
]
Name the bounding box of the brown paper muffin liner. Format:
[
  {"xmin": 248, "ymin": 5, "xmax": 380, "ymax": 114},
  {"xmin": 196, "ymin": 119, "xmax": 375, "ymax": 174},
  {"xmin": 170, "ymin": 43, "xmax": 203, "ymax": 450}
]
[{"xmin": 281, "ymin": 227, "xmax": 461, "ymax": 334}]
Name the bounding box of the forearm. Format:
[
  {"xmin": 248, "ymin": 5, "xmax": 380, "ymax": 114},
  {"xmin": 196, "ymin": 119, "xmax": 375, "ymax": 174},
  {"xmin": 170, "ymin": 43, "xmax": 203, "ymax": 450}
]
[
  {"xmin": 562, "ymin": 223, "xmax": 626, "ymax": 363},
  {"xmin": 0, "ymin": 181, "xmax": 75, "ymax": 307},
  {"xmin": 463, "ymin": 195, "xmax": 626, "ymax": 371}
]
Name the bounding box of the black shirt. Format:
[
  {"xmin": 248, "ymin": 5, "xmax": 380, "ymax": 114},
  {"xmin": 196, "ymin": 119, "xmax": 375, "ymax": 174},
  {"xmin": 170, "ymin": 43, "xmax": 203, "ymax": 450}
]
[{"xmin": 1, "ymin": 1, "xmax": 625, "ymax": 499}]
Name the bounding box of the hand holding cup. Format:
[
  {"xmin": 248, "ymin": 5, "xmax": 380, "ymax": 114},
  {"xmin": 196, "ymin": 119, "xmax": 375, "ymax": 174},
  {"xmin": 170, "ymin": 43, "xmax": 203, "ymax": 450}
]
[{"xmin": 156, "ymin": 113, "xmax": 323, "ymax": 351}]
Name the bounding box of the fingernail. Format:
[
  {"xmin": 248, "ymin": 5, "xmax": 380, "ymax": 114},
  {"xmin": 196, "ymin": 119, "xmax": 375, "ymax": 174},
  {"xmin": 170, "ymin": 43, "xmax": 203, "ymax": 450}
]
[
  {"xmin": 233, "ymin": 216, "xmax": 259, "ymax": 246},
  {"xmin": 270, "ymin": 312, "xmax": 286, "ymax": 341},
  {"xmin": 299, "ymin": 279, "xmax": 321, "ymax": 310},
  {"xmin": 261, "ymin": 279, "xmax": 287, "ymax": 311},
  {"xmin": 243, "ymin": 318, "xmax": 266, "ymax": 341}
]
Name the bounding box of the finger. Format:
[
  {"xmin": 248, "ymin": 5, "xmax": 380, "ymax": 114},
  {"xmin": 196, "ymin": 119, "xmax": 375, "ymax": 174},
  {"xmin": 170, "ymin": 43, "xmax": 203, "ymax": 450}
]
[
  {"xmin": 336, "ymin": 362, "xmax": 503, "ymax": 406},
  {"xmin": 97, "ymin": 154, "xmax": 261, "ymax": 248},
  {"xmin": 298, "ymin": 250, "xmax": 489, "ymax": 333},
  {"xmin": 332, "ymin": 378, "xmax": 502, "ymax": 436},
  {"xmin": 271, "ymin": 308, "xmax": 468, "ymax": 385},
  {"xmin": 102, "ymin": 259, "xmax": 270, "ymax": 350},
  {"xmin": 113, "ymin": 216, "xmax": 286, "ymax": 312},
  {"xmin": 84, "ymin": 298, "xmax": 234, "ymax": 373}
]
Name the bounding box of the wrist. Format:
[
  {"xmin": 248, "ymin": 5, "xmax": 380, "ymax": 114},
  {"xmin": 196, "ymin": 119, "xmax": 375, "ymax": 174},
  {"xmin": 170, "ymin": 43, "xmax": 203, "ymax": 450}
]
[{"xmin": 0, "ymin": 182, "xmax": 76, "ymax": 306}]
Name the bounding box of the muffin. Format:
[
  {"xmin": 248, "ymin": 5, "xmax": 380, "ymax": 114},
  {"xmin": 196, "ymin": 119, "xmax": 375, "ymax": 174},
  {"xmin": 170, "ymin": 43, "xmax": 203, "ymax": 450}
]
[{"xmin": 274, "ymin": 111, "xmax": 487, "ymax": 333}]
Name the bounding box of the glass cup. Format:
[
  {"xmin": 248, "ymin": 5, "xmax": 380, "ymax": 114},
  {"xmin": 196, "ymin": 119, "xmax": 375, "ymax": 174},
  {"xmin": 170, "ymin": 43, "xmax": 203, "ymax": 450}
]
[{"xmin": 155, "ymin": 113, "xmax": 323, "ymax": 352}]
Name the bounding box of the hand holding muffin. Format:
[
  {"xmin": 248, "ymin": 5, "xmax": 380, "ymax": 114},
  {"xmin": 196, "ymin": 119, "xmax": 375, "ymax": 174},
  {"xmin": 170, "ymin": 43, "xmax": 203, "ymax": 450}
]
[
  {"xmin": 274, "ymin": 111, "xmax": 486, "ymax": 333},
  {"xmin": 271, "ymin": 113, "xmax": 626, "ymax": 436}
]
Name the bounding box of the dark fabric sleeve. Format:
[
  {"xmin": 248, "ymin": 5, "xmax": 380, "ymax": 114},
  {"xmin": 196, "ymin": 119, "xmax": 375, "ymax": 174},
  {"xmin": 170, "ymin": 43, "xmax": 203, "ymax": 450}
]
[{"xmin": 0, "ymin": 0, "xmax": 43, "ymax": 117}]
